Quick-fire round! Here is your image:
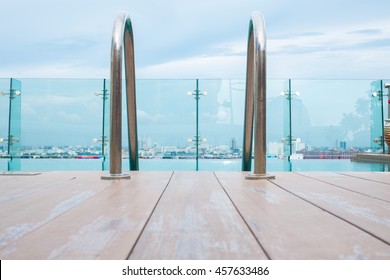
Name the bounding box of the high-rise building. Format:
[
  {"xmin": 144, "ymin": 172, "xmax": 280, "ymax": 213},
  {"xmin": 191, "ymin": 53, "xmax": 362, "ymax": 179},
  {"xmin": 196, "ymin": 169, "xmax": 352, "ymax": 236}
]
[{"xmin": 230, "ymin": 137, "xmax": 237, "ymax": 151}]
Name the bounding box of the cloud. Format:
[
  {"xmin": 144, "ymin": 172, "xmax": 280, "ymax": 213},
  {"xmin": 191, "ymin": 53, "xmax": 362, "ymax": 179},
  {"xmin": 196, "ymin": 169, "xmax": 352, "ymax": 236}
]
[
  {"xmin": 1, "ymin": 0, "xmax": 390, "ymax": 81},
  {"xmin": 266, "ymin": 20, "xmax": 390, "ymax": 79},
  {"xmin": 21, "ymin": 103, "xmax": 37, "ymax": 118},
  {"xmin": 354, "ymin": 38, "xmax": 390, "ymax": 49},
  {"xmin": 0, "ymin": 63, "xmax": 108, "ymax": 79},
  {"xmin": 137, "ymin": 109, "xmax": 166, "ymax": 122},
  {"xmin": 57, "ymin": 111, "xmax": 81, "ymax": 122},
  {"xmin": 269, "ymin": 32, "xmax": 325, "ymax": 40},
  {"xmin": 138, "ymin": 55, "xmax": 246, "ymax": 79},
  {"xmin": 347, "ymin": 29, "xmax": 383, "ymax": 36}
]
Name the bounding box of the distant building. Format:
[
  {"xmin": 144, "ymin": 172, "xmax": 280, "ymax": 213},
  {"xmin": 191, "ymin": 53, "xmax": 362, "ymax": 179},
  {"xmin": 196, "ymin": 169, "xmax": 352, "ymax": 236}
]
[
  {"xmin": 268, "ymin": 142, "xmax": 284, "ymax": 157},
  {"xmin": 230, "ymin": 137, "xmax": 237, "ymax": 151}
]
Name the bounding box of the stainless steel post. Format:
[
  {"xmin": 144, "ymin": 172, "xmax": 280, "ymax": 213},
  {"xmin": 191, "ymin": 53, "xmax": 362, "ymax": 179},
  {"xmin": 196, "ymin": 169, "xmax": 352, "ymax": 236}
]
[
  {"xmin": 102, "ymin": 12, "xmax": 138, "ymax": 180},
  {"xmin": 243, "ymin": 11, "xmax": 275, "ymax": 180}
]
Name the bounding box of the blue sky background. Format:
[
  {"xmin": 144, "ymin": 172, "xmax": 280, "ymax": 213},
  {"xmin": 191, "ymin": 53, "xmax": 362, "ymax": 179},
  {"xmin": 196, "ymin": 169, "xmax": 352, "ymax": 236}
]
[
  {"xmin": 1, "ymin": 0, "xmax": 390, "ymax": 149},
  {"xmin": 1, "ymin": 0, "xmax": 390, "ymax": 79}
]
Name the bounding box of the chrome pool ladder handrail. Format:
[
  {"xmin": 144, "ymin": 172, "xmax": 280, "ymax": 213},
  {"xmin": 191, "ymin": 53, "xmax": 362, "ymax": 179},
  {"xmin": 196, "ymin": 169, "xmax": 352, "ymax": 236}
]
[
  {"xmin": 242, "ymin": 11, "xmax": 275, "ymax": 180},
  {"xmin": 102, "ymin": 12, "xmax": 139, "ymax": 180}
]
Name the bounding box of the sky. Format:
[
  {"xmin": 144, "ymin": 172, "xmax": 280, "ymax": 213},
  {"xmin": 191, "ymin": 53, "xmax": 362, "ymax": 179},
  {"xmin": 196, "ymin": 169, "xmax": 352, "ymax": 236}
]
[
  {"xmin": 1, "ymin": 0, "xmax": 390, "ymax": 149},
  {"xmin": 1, "ymin": 0, "xmax": 390, "ymax": 79}
]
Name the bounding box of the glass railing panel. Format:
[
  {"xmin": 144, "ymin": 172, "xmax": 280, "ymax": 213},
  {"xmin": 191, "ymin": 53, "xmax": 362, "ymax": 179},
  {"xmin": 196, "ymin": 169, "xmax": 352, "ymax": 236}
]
[
  {"xmin": 382, "ymin": 79, "xmax": 390, "ymax": 154},
  {"xmin": 196, "ymin": 79, "xmax": 244, "ymax": 171},
  {"xmin": 129, "ymin": 79, "xmax": 196, "ymax": 171},
  {"xmin": 288, "ymin": 79, "xmax": 388, "ymax": 171},
  {"xmin": 1, "ymin": 77, "xmax": 388, "ymax": 172},
  {"xmin": 278, "ymin": 79, "xmax": 296, "ymax": 171},
  {"xmin": 370, "ymin": 80, "xmax": 385, "ymax": 153},
  {"xmin": 20, "ymin": 78, "xmax": 104, "ymax": 171},
  {"xmin": 195, "ymin": 78, "xmax": 287, "ymax": 171},
  {"xmin": 96, "ymin": 78, "xmax": 110, "ymax": 170},
  {"xmin": 267, "ymin": 79, "xmax": 290, "ymax": 171},
  {"xmin": 282, "ymin": 79, "xmax": 291, "ymax": 159},
  {"xmin": 384, "ymin": 79, "xmax": 390, "ymax": 120},
  {"xmin": 0, "ymin": 78, "xmax": 22, "ymax": 171},
  {"xmin": 0, "ymin": 79, "xmax": 10, "ymax": 170},
  {"xmin": 7, "ymin": 78, "xmax": 22, "ymax": 170}
]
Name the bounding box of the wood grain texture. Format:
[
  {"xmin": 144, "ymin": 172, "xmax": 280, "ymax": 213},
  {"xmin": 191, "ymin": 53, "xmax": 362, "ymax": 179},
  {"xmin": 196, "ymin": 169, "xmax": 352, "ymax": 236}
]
[
  {"xmin": 338, "ymin": 172, "xmax": 390, "ymax": 185},
  {"xmin": 296, "ymin": 172, "xmax": 390, "ymax": 202},
  {"xmin": 216, "ymin": 172, "xmax": 390, "ymax": 259},
  {"xmin": 0, "ymin": 172, "xmax": 75, "ymax": 198},
  {"xmin": 1, "ymin": 171, "xmax": 389, "ymax": 260},
  {"xmin": 129, "ymin": 171, "xmax": 268, "ymax": 260},
  {"xmin": 0, "ymin": 172, "xmax": 109, "ymax": 251},
  {"xmin": 272, "ymin": 172, "xmax": 390, "ymax": 246},
  {"xmin": 0, "ymin": 171, "xmax": 172, "ymax": 259}
]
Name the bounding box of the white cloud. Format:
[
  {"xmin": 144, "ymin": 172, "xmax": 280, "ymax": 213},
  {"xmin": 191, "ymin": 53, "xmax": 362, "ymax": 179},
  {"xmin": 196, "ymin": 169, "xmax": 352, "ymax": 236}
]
[
  {"xmin": 57, "ymin": 111, "xmax": 81, "ymax": 122},
  {"xmin": 1, "ymin": 0, "xmax": 390, "ymax": 80},
  {"xmin": 21, "ymin": 103, "xmax": 37, "ymax": 118},
  {"xmin": 137, "ymin": 109, "xmax": 166, "ymax": 122},
  {"xmin": 0, "ymin": 62, "xmax": 109, "ymax": 79},
  {"xmin": 138, "ymin": 55, "xmax": 246, "ymax": 79}
]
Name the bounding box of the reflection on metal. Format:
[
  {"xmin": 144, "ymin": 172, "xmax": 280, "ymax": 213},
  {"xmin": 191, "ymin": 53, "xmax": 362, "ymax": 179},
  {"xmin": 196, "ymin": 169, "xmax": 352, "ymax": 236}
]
[
  {"xmin": 101, "ymin": 12, "xmax": 139, "ymax": 180},
  {"xmin": 242, "ymin": 11, "xmax": 275, "ymax": 180}
]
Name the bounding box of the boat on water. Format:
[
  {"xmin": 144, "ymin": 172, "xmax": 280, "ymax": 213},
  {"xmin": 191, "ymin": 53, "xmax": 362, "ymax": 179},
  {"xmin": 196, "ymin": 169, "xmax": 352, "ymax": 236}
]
[{"xmin": 76, "ymin": 155, "xmax": 102, "ymax": 159}]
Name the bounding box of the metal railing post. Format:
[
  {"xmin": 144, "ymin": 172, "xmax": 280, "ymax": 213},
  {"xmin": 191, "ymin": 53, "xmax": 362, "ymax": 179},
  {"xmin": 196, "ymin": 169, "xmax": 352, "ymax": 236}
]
[
  {"xmin": 102, "ymin": 11, "xmax": 139, "ymax": 180},
  {"xmin": 242, "ymin": 11, "xmax": 275, "ymax": 180}
]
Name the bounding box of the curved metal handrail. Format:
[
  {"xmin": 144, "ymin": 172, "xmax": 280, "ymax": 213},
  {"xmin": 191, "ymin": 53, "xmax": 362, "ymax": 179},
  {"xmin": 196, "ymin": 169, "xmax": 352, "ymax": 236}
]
[
  {"xmin": 242, "ymin": 11, "xmax": 274, "ymax": 179},
  {"xmin": 102, "ymin": 12, "xmax": 139, "ymax": 180}
]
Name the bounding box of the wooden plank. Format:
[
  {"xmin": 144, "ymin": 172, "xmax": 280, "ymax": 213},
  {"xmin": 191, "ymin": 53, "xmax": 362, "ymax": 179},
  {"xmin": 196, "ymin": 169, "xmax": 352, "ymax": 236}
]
[
  {"xmin": 0, "ymin": 172, "xmax": 76, "ymax": 198},
  {"xmin": 216, "ymin": 171, "xmax": 390, "ymax": 259},
  {"xmin": 338, "ymin": 172, "xmax": 390, "ymax": 185},
  {"xmin": 272, "ymin": 172, "xmax": 390, "ymax": 245},
  {"xmin": 129, "ymin": 171, "xmax": 267, "ymax": 260},
  {"xmin": 296, "ymin": 172, "xmax": 390, "ymax": 202},
  {"xmin": 0, "ymin": 171, "xmax": 172, "ymax": 259},
  {"xmin": 0, "ymin": 176, "xmax": 16, "ymax": 185},
  {"xmin": 0, "ymin": 172, "xmax": 111, "ymax": 251}
]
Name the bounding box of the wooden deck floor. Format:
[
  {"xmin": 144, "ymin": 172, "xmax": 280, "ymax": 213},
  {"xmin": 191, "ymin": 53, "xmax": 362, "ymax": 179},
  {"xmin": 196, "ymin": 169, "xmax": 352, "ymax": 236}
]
[{"xmin": 0, "ymin": 171, "xmax": 389, "ymax": 260}]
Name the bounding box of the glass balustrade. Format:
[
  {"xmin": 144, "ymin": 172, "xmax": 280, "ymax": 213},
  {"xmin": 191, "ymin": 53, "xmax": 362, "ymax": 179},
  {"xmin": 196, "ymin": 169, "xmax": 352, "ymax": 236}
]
[
  {"xmin": 1, "ymin": 78, "xmax": 22, "ymax": 171},
  {"xmin": 0, "ymin": 78, "xmax": 9, "ymax": 170},
  {"xmin": 0, "ymin": 78, "xmax": 388, "ymax": 172}
]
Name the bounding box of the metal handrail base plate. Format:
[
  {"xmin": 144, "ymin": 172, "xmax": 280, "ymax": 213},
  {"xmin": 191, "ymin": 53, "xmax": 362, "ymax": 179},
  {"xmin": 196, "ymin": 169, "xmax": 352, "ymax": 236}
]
[
  {"xmin": 245, "ymin": 173, "xmax": 275, "ymax": 180},
  {"xmin": 101, "ymin": 173, "xmax": 131, "ymax": 180}
]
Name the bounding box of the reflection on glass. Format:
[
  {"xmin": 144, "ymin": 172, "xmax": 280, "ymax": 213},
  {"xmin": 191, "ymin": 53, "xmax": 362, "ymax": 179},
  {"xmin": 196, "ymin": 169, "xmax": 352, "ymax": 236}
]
[
  {"xmin": 0, "ymin": 78, "xmax": 387, "ymax": 172},
  {"xmin": 6, "ymin": 78, "xmax": 22, "ymax": 170},
  {"xmin": 0, "ymin": 79, "xmax": 9, "ymax": 170},
  {"xmin": 95, "ymin": 78, "xmax": 110, "ymax": 171},
  {"xmin": 135, "ymin": 79, "xmax": 196, "ymax": 170},
  {"xmin": 287, "ymin": 79, "xmax": 376, "ymax": 160},
  {"xmin": 20, "ymin": 78, "xmax": 104, "ymax": 171},
  {"xmin": 370, "ymin": 80, "xmax": 385, "ymax": 153},
  {"xmin": 197, "ymin": 79, "xmax": 244, "ymax": 171}
]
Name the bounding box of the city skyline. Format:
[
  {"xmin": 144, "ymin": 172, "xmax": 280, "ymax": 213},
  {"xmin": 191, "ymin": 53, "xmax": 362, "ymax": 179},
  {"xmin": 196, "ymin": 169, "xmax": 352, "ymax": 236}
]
[
  {"xmin": 1, "ymin": 77, "xmax": 385, "ymax": 148},
  {"xmin": 2, "ymin": 2, "xmax": 390, "ymax": 149}
]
